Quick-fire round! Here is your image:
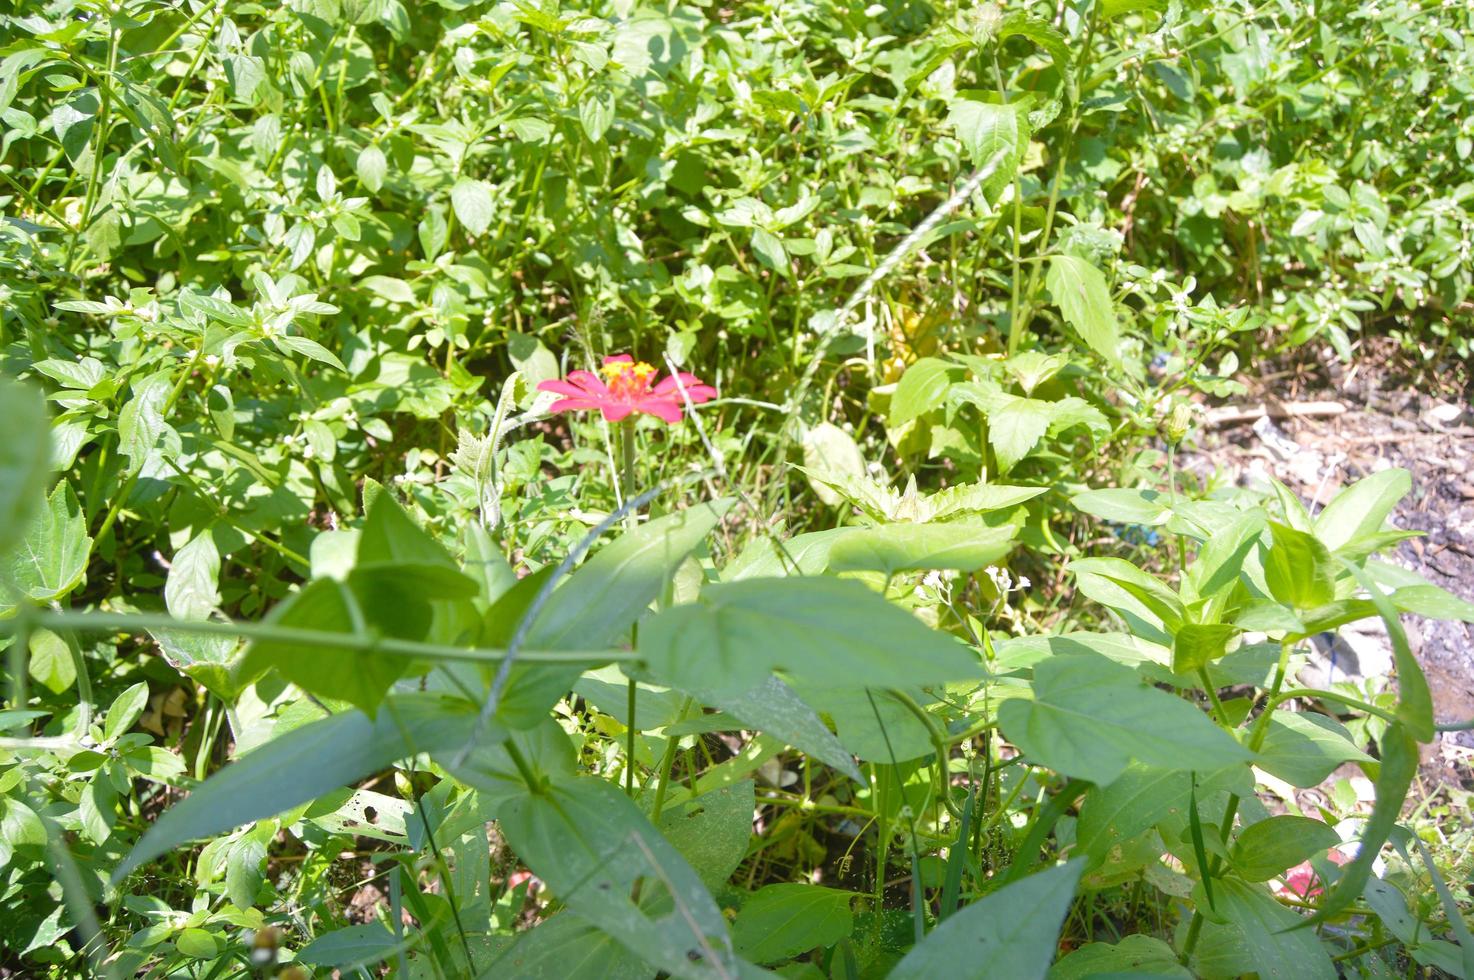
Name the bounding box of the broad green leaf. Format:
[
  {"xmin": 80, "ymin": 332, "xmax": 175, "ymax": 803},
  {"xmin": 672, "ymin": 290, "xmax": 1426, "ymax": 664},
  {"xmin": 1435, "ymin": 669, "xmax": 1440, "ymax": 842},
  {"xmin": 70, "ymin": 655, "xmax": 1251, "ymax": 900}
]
[
  {"xmin": 697, "ymin": 676, "xmax": 863, "ymax": 781},
  {"xmin": 1070, "ymin": 557, "xmax": 1186, "ymax": 631},
  {"xmin": 1046, "ymin": 255, "xmax": 1122, "ymax": 369},
  {"xmin": 527, "ymin": 500, "xmax": 731, "ymax": 650},
  {"xmin": 298, "ymin": 923, "xmax": 399, "ymax": 968},
  {"xmin": 657, "ymin": 780, "xmax": 755, "ymax": 892},
  {"xmin": 1392, "ymin": 584, "xmax": 1474, "ymax": 622},
  {"xmin": 1229, "ymin": 815, "xmax": 1341, "ymax": 882},
  {"xmin": 0, "ymin": 380, "xmax": 49, "ymax": 555},
  {"xmin": 946, "ymin": 99, "xmax": 1022, "ymax": 199},
  {"xmin": 1255, "ymin": 711, "xmax": 1372, "ymax": 787},
  {"xmin": 641, "ymin": 577, "xmax": 981, "ymax": 697},
  {"xmin": 1184, "ymin": 511, "xmax": 1266, "ymax": 602},
  {"xmin": 792, "ymin": 683, "xmax": 935, "ymax": 764},
  {"xmin": 116, "ymin": 694, "xmax": 492, "ymax": 882},
  {"xmin": 1190, "ymin": 878, "xmax": 1335, "ymax": 980},
  {"xmin": 1171, "ymin": 623, "xmax": 1238, "ymax": 674},
  {"xmin": 1313, "ymin": 468, "xmax": 1410, "ymax": 555},
  {"xmin": 117, "ymin": 370, "xmax": 174, "ymax": 471},
  {"xmin": 498, "ymin": 776, "xmax": 739, "ymax": 980},
  {"xmin": 495, "ymin": 912, "xmax": 649, "ymax": 979},
  {"xmin": 827, "ymin": 521, "xmax": 1017, "ymax": 575},
  {"xmin": 922, "ymin": 482, "xmax": 1047, "ymax": 520},
  {"xmin": 998, "ymin": 653, "xmax": 1251, "ymax": 786},
  {"xmin": 4, "ymin": 482, "xmax": 91, "ymax": 605},
  {"xmin": 437, "ymin": 718, "xmax": 577, "ymax": 817},
  {"xmin": 988, "ymin": 396, "xmax": 1055, "ymax": 472},
  {"xmin": 165, "ymin": 531, "xmax": 220, "ymax": 620},
  {"xmin": 27, "ymin": 629, "xmax": 76, "ymax": 694},
  {"xmin": 889, "ymin": 860, "xmax": 1084, "ymax": 980},
  {"xmin": 355, "ymin": 145, "xmax": 387, "ymax": 193},
  {"xmin": 889, "ymin": 358, "xmax": 956, "ymax": 426},
  {"xmin": 272, "ymin": 335, "xmax": 347, "ymax": 372},
  {"xmin": 1050, "ymin": 935, "xmax": 1190, "ymax": 979},
  {"xmin": 104, "ymin": 681, "xmax": 150, "ymax": 742},
  {"xmin": 801, "ymin": 422, "xmax": 866, "ymax": 506},
  {"xmin": 723, "ymin": 528, "xmax": 850, "ymax": 580},
  {"xmin": 579, "ymin": 92, "xmax": 615, "ymax": 141},
  {"xmin": 240, "ymin": 578, "xmax": 408, "ymax": 715},
  {"xmin": 998, "ymin": 13, "xmax": 1076, "ymax": 104},
  {"xmin": 1075, "ymin": 764, "xmax": 1190, "ymax": 864},
  {"xmin": 451, "ymin": 177, "xmax": 495, "ymax": 236},
  {"xmin": 1071, "ymin": 488, "xmax": 1171, "ymax": 526},
  {"xmin": 732, "ymin": 884, "xmax": 854, "ymax": 964},
  {"xmin": 1263, "ymin": 522, "xmax": 1335, "ymax": 610}
]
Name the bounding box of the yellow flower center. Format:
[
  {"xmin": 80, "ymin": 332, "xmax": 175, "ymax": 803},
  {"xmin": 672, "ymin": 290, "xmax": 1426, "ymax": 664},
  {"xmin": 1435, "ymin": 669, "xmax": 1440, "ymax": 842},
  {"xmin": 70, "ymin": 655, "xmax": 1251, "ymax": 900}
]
[{"xmin": 600, "ymin": 360, "xmax": 656, "ymax": 396}]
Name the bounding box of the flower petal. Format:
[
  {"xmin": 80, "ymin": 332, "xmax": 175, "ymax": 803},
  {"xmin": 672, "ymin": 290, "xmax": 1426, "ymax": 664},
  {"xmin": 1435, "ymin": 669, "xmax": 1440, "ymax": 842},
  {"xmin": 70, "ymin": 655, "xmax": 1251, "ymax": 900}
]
[
  {"xmin": 636, "ymin": 396, "xmax": 685, "ymax": 424},
  {"xmin": 600, "ymin": 403, "xmax": 635, "ymax": 422},
  {"xmin": 602, "ymin": 354, "xmax": 634, "ymax": 368},
  {"xmin": 547, "ymin": 397, "xmax": 602, "ymax": 415}
]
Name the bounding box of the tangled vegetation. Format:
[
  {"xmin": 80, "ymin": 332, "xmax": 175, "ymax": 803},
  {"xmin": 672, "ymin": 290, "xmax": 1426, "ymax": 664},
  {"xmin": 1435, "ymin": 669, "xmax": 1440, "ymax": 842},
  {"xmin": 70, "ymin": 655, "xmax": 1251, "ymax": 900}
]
[{"xmin": 1, "ymin": 0, "xmax": 1472, "ymax": 976}]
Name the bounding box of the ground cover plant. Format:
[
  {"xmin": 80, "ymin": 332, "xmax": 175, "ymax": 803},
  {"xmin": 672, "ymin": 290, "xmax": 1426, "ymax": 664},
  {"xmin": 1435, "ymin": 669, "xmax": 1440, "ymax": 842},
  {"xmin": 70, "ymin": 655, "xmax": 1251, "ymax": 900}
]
[{"xmin": 2, "ymin": 0, "xmax": 1473, "ymax": 976}]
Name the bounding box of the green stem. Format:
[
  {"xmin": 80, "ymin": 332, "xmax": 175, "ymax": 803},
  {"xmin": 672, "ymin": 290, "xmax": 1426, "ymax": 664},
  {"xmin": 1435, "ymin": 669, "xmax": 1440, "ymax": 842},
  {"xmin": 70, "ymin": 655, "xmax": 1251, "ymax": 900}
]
[
  {"xmin": 2, "ymin": 610, "xmax": 627, "ymax": 665},
  {"xmin": 650, "ymin": 696, "xmax": 694, "ymax": 821},
  {"xmin": 625, "ymin": 676, "xmax": 638, "ymax": 797}
]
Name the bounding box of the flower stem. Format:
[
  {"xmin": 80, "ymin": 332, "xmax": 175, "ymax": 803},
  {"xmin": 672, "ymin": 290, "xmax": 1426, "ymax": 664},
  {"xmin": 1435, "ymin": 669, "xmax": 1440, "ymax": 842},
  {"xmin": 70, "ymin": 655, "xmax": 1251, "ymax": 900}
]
[
  {"xmin": 619, "ymin": 417, "xmax": 639, "ymax": 795},
  {"xmin": 651, "ymin": 696, "xmax": 694, "ymax": 822}
]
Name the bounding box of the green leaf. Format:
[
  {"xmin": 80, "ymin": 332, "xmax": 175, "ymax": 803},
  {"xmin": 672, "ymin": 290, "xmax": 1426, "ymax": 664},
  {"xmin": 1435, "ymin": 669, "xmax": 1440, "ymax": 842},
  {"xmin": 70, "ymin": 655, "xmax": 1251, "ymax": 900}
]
[
  {"xmin": 104, "ymin": 681, "xmax": 150, "ymax": 742},
  {"xmin": 889, "ymin": 860, "xmax": 1084, "ymax": 980},
  {"xmin": 1313, "ymin": 468, "xmax": 1410, "ymax": 555},
  {"xmin": 165, "ymin": 531, "xmax": 220, "ymax": 621},
  {"xmin": 4, "ymin": 482, "xmax": 91, "ymax": 605},
  {"xmin": 451, "ymin": 177, "xmax": 495, "ymax": 236},
  {"xmin": 997, "ymin": 653, "xmax": 1250, "ymax": 786},
  {"xmin": 801, "ymin": 422, "xmax": 867, "ymax": 506},
  {"xmin": 732, "ymin": 884, "xmax": 854, "ymax": 965},
  {"xmin": 1075, "ymin": 764, "xmax": 1189, "ymax": 865},
  {"xmin": 1171, "ymin": 623, "xmax": 1238, "ymax": 674},
  {"xmin": 175, "ymin": 928, "xmax": 220, "ymax": 960},
  {"xmin": 1046, "ymin": 255, "xmax": 1122, "ymax": 369},
  {"xmin": 1070, "ymin": 557, "xmax": 1186, "ymax": 632},
  {"xmin": 1192, "ymin": 878, "xmax": 1335, "ymax": 980},
  {"xmin": 116, "ymin": 694, "xmax": 491, "ymax": 883},
  {"xmin": 1345, "ymin": 562, "xmax": 1433, "ymax": 743},
  {"xmin": 696, "ymin": 676, "xmax": 863, "ymax": 782},
  {"xmin": 1071, "ymin": 488, "xmax": 1171, "ymax": 527},
  {"xmin": 0, "ymin": 380, "xmax": 50, "ymax": 556},
  {"xmin": 1392, "ymin": 583, "xmax": 1474, "ymax": 622},
  {"xmin": 1255, "ymin": 710, "xmax": 1372, "ymax": 787},
  {"xmin": 298, "ymin": 923, "xmax": 398, "ymax": 968},
  {"xmin": 500, "ymin": 913, "xmax": 648, "ymax": 979},
  {"xmin": 1296, "ymin": 721, "xmax": 1419, "ymax": 930},
  {"xmin": 1184, "ymin": 511, "xmax": 1266, "ymax": 602},
  {"xmin": 239, "ymin": 578, "xmax": 407, "ymax": 715},
  {"xmin": 117, "ymin": 370, "xmax": 174, "ymax": 471},
  {"xmin": 272, "ymin": 334, "xmax": 347, "ymax": 372},
  {"xmin": 355, "ymin": 145, "xmax": 387, "ymax": 193},
  {"xmin": 27, "ymin": 629, "xmax": 76, "ymax": 694},
  {"xmin": 579, "ymin": 92, "xmax": 615, "ymax": 141},
  {"xmin": 946, "ymin": 100, "xmax": 1022, "ymax": 200},
  {"xmin": 1229, "ymin": 815, "xmax": 1341, "ymax": 882},
  {"xmin": 498, "ymin": 776, "xmax": 739, "ymax": 979},
  {"xmin": 226, "ymin": 837, "xmax": 266, "ymax": 910},
  {"xmin": 641, "ymin": 576, "xmax": 981, "ymax": 697},
  {"xmin": 1050, "ymin": 935, "xmax": 1190, "ymax": 978},
  {"xmin": 1263, "ymin": 522, "xmax": 1335, "ymax": 610},
  {"xmin": 988, "ymin": 396, "xmax": 1055, "ymax": 472},
  {"xmin": 889, "ymin": 358, "xmax": 955, "ymax": 426},
  {"xmin": 827, "ymin": 522, "xmax": 1017, "ymax": 576},
  {"xmin": 657, "ymin": 780, "xmax": 755, "ymax": 892}
]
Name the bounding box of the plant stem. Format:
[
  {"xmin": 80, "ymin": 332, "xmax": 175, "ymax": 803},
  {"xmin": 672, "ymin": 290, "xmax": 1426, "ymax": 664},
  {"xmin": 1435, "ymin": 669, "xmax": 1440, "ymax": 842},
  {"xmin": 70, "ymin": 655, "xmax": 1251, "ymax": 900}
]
[
  {"xmin": 650, "ymin": 696, "xmax": 694, "ymax": 822},
  {"xmin": 2, "ymin": 609, "xmax": 626, "ymax": 665}
]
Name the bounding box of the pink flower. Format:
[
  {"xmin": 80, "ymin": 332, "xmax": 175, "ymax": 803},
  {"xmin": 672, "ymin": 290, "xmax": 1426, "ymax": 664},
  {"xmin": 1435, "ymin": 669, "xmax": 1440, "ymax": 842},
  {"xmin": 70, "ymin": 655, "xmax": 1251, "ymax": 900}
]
[{"xmin": 537, "ymin": 354, "xmax": 716, "ymax": 424}]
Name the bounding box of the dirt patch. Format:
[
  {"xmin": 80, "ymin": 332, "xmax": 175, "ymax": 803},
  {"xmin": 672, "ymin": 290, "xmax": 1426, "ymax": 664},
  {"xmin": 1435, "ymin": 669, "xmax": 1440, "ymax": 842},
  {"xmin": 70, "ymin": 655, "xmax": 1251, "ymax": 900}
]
[{"xmin": 1182, "ymin": 343, "xmax": 1474, "ymax": 782}]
